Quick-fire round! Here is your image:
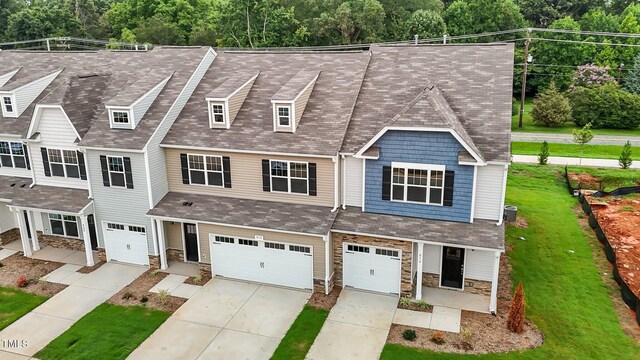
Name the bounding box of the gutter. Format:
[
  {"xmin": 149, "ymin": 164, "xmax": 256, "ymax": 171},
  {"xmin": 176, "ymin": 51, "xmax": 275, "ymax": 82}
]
[
  {"xmin": 496, "ymin": 164, "xmax": 509, "ymax": 226},
  {"xmin": 331, "ymin": 154, "xmax": 339, "ymax": 212}
]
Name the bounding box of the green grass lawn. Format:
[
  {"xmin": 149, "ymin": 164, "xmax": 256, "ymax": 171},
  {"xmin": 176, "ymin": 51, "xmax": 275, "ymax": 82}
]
[
  {"xmin": 512, "ymin": 142, "xmax": 638, "ymax": 160},
  {"xmin": 380, "ymin": 164, "xmax": 640, "ymax": 360},
  {"xmin": 271, "ymin": 305, "xmax": 329, "ymax": 360},
  {"xmin": 512, "ymin": 99, "xmax": 640, "ymax": 136},
  {"xmin": 0, "ymin": 287, "xmax": 48, "ymax": 331},
  {"xmin": 36, "ymin": 303, "xmax": 169, "ymax": 360}
]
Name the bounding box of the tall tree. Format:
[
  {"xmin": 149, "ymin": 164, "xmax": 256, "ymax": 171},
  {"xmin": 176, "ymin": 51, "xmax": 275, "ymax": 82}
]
[
  {"xmin": 312, "ymin": 0, "xmax": 386, "ymax": 44},
  {"xmin": 516, "ymin": 0, "xmax": 608, "ymax": 27},
  {"xmin": 134, "ymin": 14, "xmax": 186, "ymax": 45},
  {"xmin": 5, "ymin": 5, "xmax": 83, "ymax": 41},
  {"xmin": 623, "ymin": 53, "xmax": 640, "ymax": 94},
  {"xmin": 0, "ymin": 0, "xmax": 25, "ymax": 41},
  {"xmin": 404, "ymin": 9, "xmax": 446, "ymax": 40},
  {"xmin": 378, "ymin": 0, "xmax": 444, "ymax": 41},
  {"xmin": 442, "ymin": 0, "xmax": 527, "ymax": 41}
]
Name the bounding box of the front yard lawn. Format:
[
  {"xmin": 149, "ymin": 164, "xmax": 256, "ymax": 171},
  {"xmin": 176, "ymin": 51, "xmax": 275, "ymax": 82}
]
[
  {"xmin": 0, "ymin": 286, "xmax": 48, "ymax": 331},
  {"xmin": 271, "ymin": 305, "xmax": 329, "ymax": 360},
  {"xmin": 36, "ymin": 303, "xmax": 169, "ymax": 360},
  {"xmin": 512, "ymin": 142, "xmax": 638, "ymax": 160},
  {"xmin": 380, "ymin": 164, "xmax": 640, "ymax": 359}
]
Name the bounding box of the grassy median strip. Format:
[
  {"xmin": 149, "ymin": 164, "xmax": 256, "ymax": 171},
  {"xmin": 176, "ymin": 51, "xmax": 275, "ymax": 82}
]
[
  {"xmin": 271, "ymin": 305, "xmax": 329, "ymax": 360},
  {"xmin": 380, "ymin": 164, "xmax": 640, "ymax": 359},
  {"xmin": 0, "ymin": 287, "xmax": 48, "ymax": 331},
  {"xmin": 512, "ymin": 142, "xmax": 638, "ymax": 160},
  {"xmin": 36, "ymin": 303, "xmax": 169, "ymax": 360}
]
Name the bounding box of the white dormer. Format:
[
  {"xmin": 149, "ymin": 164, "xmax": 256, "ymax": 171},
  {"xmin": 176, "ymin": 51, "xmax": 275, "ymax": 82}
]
[
  {"xmin": 206, "ymin": 72, "xmax": 259, "ymax": 129},
  {"xmin": 106, "ymin": 74, "xmax": 172, "ymax": 129},
  {"xmin": 271, "ymin": 70, "xmax": 319, "ymax": 133},
  {"xmin": 0, "ymin": 69, "xmax": 62, "ymax": 118}
]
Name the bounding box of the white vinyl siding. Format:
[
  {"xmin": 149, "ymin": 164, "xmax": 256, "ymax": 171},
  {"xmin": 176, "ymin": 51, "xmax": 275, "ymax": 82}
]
[
  {"xmin": 474, "ymin": 165, "xmax": 506, "ymax": 221},
  {"xmin": 0, "ymin": 204, "xmax": 17, "ymax": 233},
  {"xmin": 132, "ymin": 77, "xmax": 169, "ymax": 126},
  {"xmin": 465, "ymin": 249, "xmax": 495, "ymax": 281},
  {"xmin": 344, "ymin": 156, "xmax": 363, "ymax": 207},
  {"xmin": 12, "ymin": 71, "xmax": 61, "ymax": 116},
  {"xmin": 422, "ymin": 244, "xmax": 441, "ymax": 274}
]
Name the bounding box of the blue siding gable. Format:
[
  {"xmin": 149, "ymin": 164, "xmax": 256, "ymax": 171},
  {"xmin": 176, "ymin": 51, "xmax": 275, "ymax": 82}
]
[{"xmin": 364, "ymin": 130, "xmax": 473, "ymax": 223}]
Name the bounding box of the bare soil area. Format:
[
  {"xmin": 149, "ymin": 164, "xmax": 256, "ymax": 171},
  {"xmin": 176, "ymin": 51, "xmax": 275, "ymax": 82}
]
[
  {"xmin": 0, "ymin": 253, "xmax": 66, "ymax": 296},
  {"xmin": 308, "ymin": 286, "xmax": 341, "ymax": 310},
  {"xmin": 107, "ymin": 269, "xmax": 186, "ymax": 313},
  {"xmin": 387, "ymin": 250, "xmax": 544, "ymax": 354},
  {"xmin": 185, "ymin": 273, "xmax": 212, "ymax": 286},
  {"xmin": 569, "ymin": 172, "xmax": 602, "ymax": 189},
  {"xmin": 77, "ymin": 260, "xmax": 106, "ymax": 274}
]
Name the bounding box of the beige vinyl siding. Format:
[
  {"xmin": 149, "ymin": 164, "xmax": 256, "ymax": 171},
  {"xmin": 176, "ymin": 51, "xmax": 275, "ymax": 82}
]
[
  {"xmin": 227, "ymin": 78, "xmax": 255, "ymax": 124},
  {"xmin": 294, "ymin": 81, "xmax": 314, "ymax": 126},
  {"xmin": 344, "ymin": 156, "xmax": 363, "ymax": 207},
  {"xmin": 198, "ymin": 223, "xmax": 326, "ymax": 279},
  {"xmin": 166, "ymin": 148, "xmax": 334, "ymax": 207},
  {"xmin": 165, "ymin": 221, "xmax": 183, "ymax": 249},
  {"xmin": 422, "ymin": 244, "xmax": 441, "ymax": 274},
  {"xmin": 465, "ymin": 249, "xmax": 495, "ymax": 281}
]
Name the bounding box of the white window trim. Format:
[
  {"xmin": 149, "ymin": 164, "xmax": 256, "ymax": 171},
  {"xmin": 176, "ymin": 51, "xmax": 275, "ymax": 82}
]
[
  {"xmin": 206, "ymin": 100, "xmax": 230, "ymax": 129},
  {"xmin": 0, "ymin": 141, "xmax": 27, "ymax": 169},
  {"xmin": 271, "ymin": 101, "xmax": 296, "ymax": 132},
  {"xmin": 186, "ymin": 153, "xmax": 224, "ymax": 187},
  {"xmin": 276, "ymin": 105, "xmax": 292, "ymax": 127},
  {"xmin": 47, "ymin": 148, "xmax": 80, "ymax": 179},
  {"xmin": 107, "ymin": 107, "xmax": 134, "ymax": 129},
  {"xmin": 48, "ymin": 213, "xmax": 80, "ymax": 238},
  {"xmin": 1, "ymin": 94, "xmax": 16, "ymax": 117},
  {"xmin": 269, "ymin": 159, "xmax": 309, "ymax": 195},
  {"xmin": 390, "ymin": 163, "xmax": 446, "ymax": 206},
  {"xmin": 107, "ymin": 155, "xmax": 126, "ymax": 188}
]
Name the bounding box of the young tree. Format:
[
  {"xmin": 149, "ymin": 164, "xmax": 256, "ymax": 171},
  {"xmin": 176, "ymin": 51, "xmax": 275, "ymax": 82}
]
[
  {"xmin": 531, "ymin": 83, "xmax": 573, "ymax": 127},
  {"xmin": 507, "ymin": 282, "xmax": 526, "ymax": 334},
  {"xmin": 538, "ymin": 141, "xmax": 550, "ymax": 165},
  {"xmin": 573, "ymin": 122, "xmax": 594, "ymax": 164},
  {"xmin": 623, "ymin": 53, "xmax": 640, "ymax": 94},
  {"xmin": 404, "ymin": 9, "xmax": 446, "ymax": 40},
  {"xmin": 619, "ymin": 141, "xmax": 633, "ymax": 169}
]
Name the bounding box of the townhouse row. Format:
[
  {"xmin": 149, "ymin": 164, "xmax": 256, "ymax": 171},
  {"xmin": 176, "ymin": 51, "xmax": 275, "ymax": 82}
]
[{"xmin": 0, "ymin": 43, "xmax": 514, "ymax": 313}]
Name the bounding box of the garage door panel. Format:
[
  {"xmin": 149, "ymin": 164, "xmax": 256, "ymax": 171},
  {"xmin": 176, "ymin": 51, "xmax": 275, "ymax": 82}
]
[
  {"xmin": 343, "ymin": 243, "xmax": 401, "ymax": 295},
  {"xmin": 103, "ymin": 224, "xmax": 148, "ymax": 266}
]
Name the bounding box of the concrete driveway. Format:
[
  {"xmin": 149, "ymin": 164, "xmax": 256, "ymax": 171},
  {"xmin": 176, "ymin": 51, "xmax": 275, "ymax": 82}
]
[
  {"xmin": 128, "ymin": 278, "xmax": 310, "ymax": 360},
  {"xmin": 0, "ymin": 263, "xmax": 146, "ymax": 358},
  {"xmin": 306, "ymin": 289, "xmax": 398, "ymax": 360}
]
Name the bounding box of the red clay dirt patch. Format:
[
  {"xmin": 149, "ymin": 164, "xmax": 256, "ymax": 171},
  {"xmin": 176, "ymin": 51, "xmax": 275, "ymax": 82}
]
[
  {"xmin": 0, "ymin": 253, "xmax": 66, "ymax": 296},
  {"xmin": 107, "ymin": 269, "xmax": 186, "ymax": 313},
  {"xmin": 569, "ymin": 172, "xmax": 601, "ymax": 190},
  {"xmin": 588, "ymin": 194, "xmax": 640, "ymax": 299}
]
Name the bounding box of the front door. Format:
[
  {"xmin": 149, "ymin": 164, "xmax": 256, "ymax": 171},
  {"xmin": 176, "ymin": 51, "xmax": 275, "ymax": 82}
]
[
  {"xmin": 88, "ymin": 215, "xmax": 98, "ymax": 250},
  {"xmin": 441, "ymin": 246, "xmax": 465, "ymax": 289},
  {"xmin": 183, "ymin": 223, "xmax": 199, "ymax": 262}
]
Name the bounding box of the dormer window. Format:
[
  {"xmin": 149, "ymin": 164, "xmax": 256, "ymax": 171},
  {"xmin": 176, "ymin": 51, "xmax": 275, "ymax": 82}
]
[
  {"xmin": 112, "ymin": 111, "xmax": 130, "ymax": 124},
  {"xmin": 108, "ymin": 108, "xmax": 133, "ymax": 129},
  {"xmin": 277, "ymin": 106, "xmax": 291, "ymax": 127},
  {"xmin": 3, "ymin": 96, "xmax": 14, "ymax": 114},
  {"xmin": 211, "ymin": 103, "xmax": 225, "ymax": 124}
]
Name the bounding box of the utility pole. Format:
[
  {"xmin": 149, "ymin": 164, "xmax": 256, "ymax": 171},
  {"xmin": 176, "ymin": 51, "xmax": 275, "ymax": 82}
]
[{"xmin": 519, "ymin": 28, "xmax": 531, "ymax": 128}]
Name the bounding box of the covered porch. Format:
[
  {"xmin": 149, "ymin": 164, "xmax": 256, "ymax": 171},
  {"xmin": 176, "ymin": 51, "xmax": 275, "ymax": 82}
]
[{"xmin": 8, "ymin": 185, "xmax": 97, "ymax": 267}]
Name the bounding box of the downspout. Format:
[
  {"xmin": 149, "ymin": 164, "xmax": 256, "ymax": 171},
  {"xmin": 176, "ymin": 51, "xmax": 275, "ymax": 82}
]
[
  {"xmin": 341, "ymin": 154, "xmax": 347, "ymax": 209},
  {"xmin": 331, "ymin": 154, "xmax": 339, "ymax": 212},
  {"xmin": 496, "ymin": 164, "xmax": 509, "ymax": 226},
  {"xmin": 79, "ymin": 148, "xmax": 93, "ymax": 199},
  {"xmin": 324, "ymin": 232, "xmax": 330, "ymax": 295}
]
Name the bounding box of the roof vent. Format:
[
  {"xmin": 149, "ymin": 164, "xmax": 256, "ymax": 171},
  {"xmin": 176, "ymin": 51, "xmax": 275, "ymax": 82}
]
[
  {"xmin": 10, "ymin": 183, "xmax": 15, "ymax": 187},
  {"xmin": 20, "ymin": 184, "xmax": 26, "ymax": 188}
]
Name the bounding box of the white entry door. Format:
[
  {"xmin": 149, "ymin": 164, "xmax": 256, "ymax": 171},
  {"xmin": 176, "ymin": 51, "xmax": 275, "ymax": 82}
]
[
  {"xmin": 343, "ymin": 243, "xmax": 401, "ymax": 295},
  {"xmin": 210, "ymin": 235, "xmax": 313, "ymax": 290},
  {"xmin": 103, "ymin": 222, "xmax": 149, "ymax": 266}
]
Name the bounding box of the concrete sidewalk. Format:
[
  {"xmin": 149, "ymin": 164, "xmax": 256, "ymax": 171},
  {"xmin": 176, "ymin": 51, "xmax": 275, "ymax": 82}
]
[
  {"xmin": 512, "ymin": 155, "xmax": 640, "ymax": 169},
  {"xmin": 512, "ymin": 132, "xmax": 640, "ymax": 146}
]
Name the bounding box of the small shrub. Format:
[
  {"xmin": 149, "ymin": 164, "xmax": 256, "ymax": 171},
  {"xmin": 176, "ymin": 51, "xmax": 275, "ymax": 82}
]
[
  {"xmin": 140, "ymin": 295, "xmax": 149, "ymax": 303},
  {"xmin": 538, "ymin": 141, "xmax": 550, "ymax": 165},
  {"xmin": 507, "ymin": 282, "xmax": 526, "ymax": 333},
  {"xmin": 416, "ymin": 300, "xmax": 430, "ymax": 311},
  {"xmin": 573, "ymin": 123, "xmax": 594, "ymax": 159},
  {"xmin": 38, "ymin": 279, "xmax": 48, "ymax": 290},
  {"xmin": 149, "ymin": 269, "xmax": 161, "ymax": 277},
  {"xmin": 122, "ymin": 292, "xmax": 136, "ymax": 300},
  {"xmin": 460, "ymin": 327, "xmax": 473, "ymax": 340},
  {"xmin": 402, "ymin": 329, "xmax": 417, "ymax": 341},
  {"xmin": 399, "ymin": 297, "xmax": 412, "ymax": 307},
  {"xmin": 158, "ymin": 289, "xmax": 170, "ymax": 305},
  {"xmin": 531, "ymin": 83, "xmax": 572, "ymax": 127},
  {"xmin": 569, "ymin": 84, "xmax": 640, "ymax": 129},
  {"xmin": 619, "ymin": 141, "xmax": 633, "ymax": 169},
  {"xmin": 15, "ymin": 275, "xmax": 28, "ymax": 288},
  {"xmin": 431, "ymin": 330, "xmax": 445, "ymax": 344},
  {"xmin": 620, "ymin": 206, "xmax": 635, "ymax": 212},
  {"xmin": 192, "ymin": 274, "xmax": 203, "ymax": 285}
]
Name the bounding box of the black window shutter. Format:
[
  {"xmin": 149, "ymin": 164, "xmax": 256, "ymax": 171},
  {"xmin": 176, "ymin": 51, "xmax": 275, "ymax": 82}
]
[
  {"xmin": 77, "ymin": 151, "xmax": 87, "ymax": 180},
  {"xmin": 222, "ymin": 156, "xmax": 231, "ymax": 188},
  {"xmin": 23, "ymin": 144, "xmax": 30, "ymax": 170},
  {"xmin": 382, "ymin": 166, "xmax": 391, "ymax": 200},
  {"xmin": 443, "ymin": 170, "xmax": 455, "ymax": 207},
  {"xmin": 41, "ymin": 147, "xmax": 51, "ymax": 177},
  {"xmin": 308, "ymin": 163, "xmax": 317, "ymax": 196},
  {"xmin": 180, "ymin": 153, "xmax": 189, "ymax": 184},
  {"xmin": 261, "ymin": 159, "xmax": 270, "ymax": 192},
  {"xmin": 99, "ymin": 155, "xmax": 110, "ymax": 186},
  {"xmin": 123, "ymin": 157, "xmax": 134, "ymax": 189}
]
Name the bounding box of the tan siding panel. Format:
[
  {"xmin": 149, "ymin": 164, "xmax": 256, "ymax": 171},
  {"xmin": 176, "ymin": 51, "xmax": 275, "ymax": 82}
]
[
  {"xmin": 227, "ymin": 78, "xmax": 255, "ymax": 123},
  {"xmin": 166, "ymin": 148, "xmax": 334, "ymax": 206},
  {"xmin": 294, "ymin": 81, "xmax": 314, "ymax": 126},
  {"xmin": 198, "ymin": 223, "xmax": 326, "ymax": 279},
  {"xmin": 165, "ymin": 221, "xmax": 183, "ymax": 249}
]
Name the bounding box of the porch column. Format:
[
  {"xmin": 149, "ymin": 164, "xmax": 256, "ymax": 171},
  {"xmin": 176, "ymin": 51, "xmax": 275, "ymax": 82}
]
[
  {"xmin": 155, "ymin": 219, "xmax": 168, "ymax": 270},
  {"xmin": 15, "ymin": 209, "xmax": 32, "ymax": 257},
  {"xmin": 28, "ymin": 210, "xmax": 40, "ymax": 251},
  {"xmin": 489, "ymin": 250, "xmax": 501, "ymax": 314},
  {"xmin": 80, "ymin": 215, "xmax": 95, "ymax": 266},
  {"xmin": 416, "ymin": 242, "xmax": 424, "ymax": 300}
]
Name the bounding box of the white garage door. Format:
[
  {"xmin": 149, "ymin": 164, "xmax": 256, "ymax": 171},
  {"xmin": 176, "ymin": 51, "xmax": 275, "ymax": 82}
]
[
  {"xmin": 210, "ymin": 235, "xmax": 313, "ymax": 290},
  {"xmin": 103, "ymin": 222, "xmax": 149, "ymax": 266},
  {"xmin": 343, "ymin": 243, "xmax": 401, "ymax": 295}
]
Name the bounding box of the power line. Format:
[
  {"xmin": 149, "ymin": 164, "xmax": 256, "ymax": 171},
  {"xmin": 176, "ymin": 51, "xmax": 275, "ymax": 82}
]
[{"xmin": 530, "ymin": 37, "xmax": 640, "ymax": 47}]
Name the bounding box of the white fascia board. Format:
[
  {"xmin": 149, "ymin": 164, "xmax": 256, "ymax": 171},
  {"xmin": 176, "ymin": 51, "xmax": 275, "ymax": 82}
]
[
  {"xmin": 78, "ymin": 146, "xmax": 145, "ymax": 153},
  {"xmin": 159, "ymin": 143, "xmax": 335, "ymax": 158},
  {"xmin": 0, "ymin": 69, "xmax": 20, "ymax": 88},
  {"xmin": 391, "ymin": 162, "xmax": 445, "ymax": 171},
  {"xmin": 10, "ymin": 69, "xmax": 62, "ymax": 92},
  {"xmin": 355, "ymin": 126, "xmax": 486, "ymax": 165}
]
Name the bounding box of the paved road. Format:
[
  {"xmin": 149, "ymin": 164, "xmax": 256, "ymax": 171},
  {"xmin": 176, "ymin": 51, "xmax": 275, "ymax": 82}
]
[
  {"xmin": 512, "ymin": 132, "xmax": 640, "ymax": 146},
  {"xmin": 512, "ymin": 155, "xmax": 640, "ymax": 169}
]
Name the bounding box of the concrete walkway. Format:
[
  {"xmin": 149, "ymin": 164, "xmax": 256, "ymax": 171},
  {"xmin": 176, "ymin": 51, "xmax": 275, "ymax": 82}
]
[
  {"xmin": 512, "ymin": 132, "xmax": 640, "ymax": 146},
  {"xmin": 0, "ymin": 263, "xmax": 146, "ymax": 357},
  {"xmin": 307, "ymin": 290, "xmax": 398, "ymax": 360},
  {"xmin": 393, "ymin": 306, "xmax": 462, "ymax": 333},
  {"xmin": 512, "ymin": 154, "xmax": 640, "ymax": 169}
]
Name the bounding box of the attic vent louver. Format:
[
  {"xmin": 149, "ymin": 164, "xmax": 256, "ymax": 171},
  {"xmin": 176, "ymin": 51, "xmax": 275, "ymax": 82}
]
[
  {"xmin": 20, "ymin": 184, "xmax": 26, "ymax": 188},
  {"xmin": 10, "ymin": 183, "xmax": 15, "ymax": 187}
]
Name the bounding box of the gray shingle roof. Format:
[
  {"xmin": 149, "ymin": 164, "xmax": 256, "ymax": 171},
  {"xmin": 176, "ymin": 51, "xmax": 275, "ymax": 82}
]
[
  {"xmin": 105, "ymin": 71, "xmax": 173, "ymax": 106},
  {"xmin": 162, "ymin": 50, "xmax": 371, "ymax": 156},
  {"xmin": 0, "ymin": 176, "xmax": 31, "ymax": 201},
  {"xmin": 148, "ymin": 192, "xmax": 337, "ymax": 236},
  {"xmin": 271, "ymin": 70, "xmax": 320, "ymax": 101},
  {"xmin": 206, "ymin": 71, "xmax": 258, "ymax": 99},
  {"xmin": 333, "ymin": 206, "xmax": 504, "ymax": 250},
  {"xmin": 341, "ymin": 44, "xmax": 514, "ymax": 162},
  {"xmin": 9, "ymin": 185, "xmax": 91, "ymax": 213}
]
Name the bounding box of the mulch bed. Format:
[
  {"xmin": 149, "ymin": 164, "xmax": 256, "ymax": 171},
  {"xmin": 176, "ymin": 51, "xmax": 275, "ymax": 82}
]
[
  {"xmin": 387, "ymin": 250, "xmax": 544, "ymax": 354},
  {"xmin": 107, "ymin": 269, "xmax": 186, "ymax": 313},
  {"xmin": 308, "ymin": 286, "xmax": 341, "ymax": 310},
  {"xmin": 0, "ymin": 253, "xmax": 67, "ymax": 297},
  {"xmin": 185, "ymin": 273, "xmax": 212, "ymax": 286},
  {"xmin": 77, "ymin": 260, "xmax": 106, "ymax": 274},
  {"xmin": 398, "ymin": 300, "xmax": 433, "ymax": 313}
]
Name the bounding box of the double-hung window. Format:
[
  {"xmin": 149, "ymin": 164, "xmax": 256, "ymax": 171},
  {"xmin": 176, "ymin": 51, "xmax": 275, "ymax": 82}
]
[
  {"xmin": 188, "ymin": 154, "xmax": 223, "ymax": 186},
  {"xmin": 211, "ymin": 103, "xmax": 225, "ymax": 124},
  {"xmin": 270, "ymin": 160, "xmax": 308, "ymax": 194},
  {"xmin": 49, "ymin": 214, "xmax": 79, "ymax": 237},
  {"xmin": 277, "ymin": 106, "xmax": 291, "ymax": 126},
  {"xmin": 47, "ymin": 149, "xmax": 79, "ymax": 178},
  {"xmin": 108, "ymin": 156, "xmax": 126, "ymax": 187},
  {"xmin": 0, "ymin": 141, "xmax": 26, "ymax": 168},
  {"xmin": 2, "ymin": 96, "xmax": 14, "ymax": 113},
  {"xmin": 392, "ymin": 164, "xmax": 445, "ymax": 205}
]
